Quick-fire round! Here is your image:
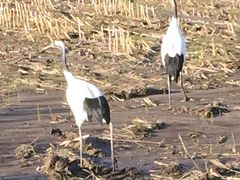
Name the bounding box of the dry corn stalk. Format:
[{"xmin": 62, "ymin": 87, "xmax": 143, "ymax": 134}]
[
  {"xmin": 0, "ymin": 1, "xmax": 77, "ymax": 40},
  {"xmin": 105, "ymin": 25, "xmax": 134, "ymax": 54},
  {"xmin": 92, "ymin": 0, "xmax": 158, "ymax": 24}
]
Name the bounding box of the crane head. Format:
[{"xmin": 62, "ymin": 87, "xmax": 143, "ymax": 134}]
[{"xmin": 42, "ymin": 40, "xmax": 68, "ymax": 54}]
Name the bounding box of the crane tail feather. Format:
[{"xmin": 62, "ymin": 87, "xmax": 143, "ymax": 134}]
[
  {"xmin": 164, "ymin": 54, "xmax": 184, "ymax": 83},
  {"xmin": 84, "ymin": 96, "xmax": 110, "ymax": 125}
]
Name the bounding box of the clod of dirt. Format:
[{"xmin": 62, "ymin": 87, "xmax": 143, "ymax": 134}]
[
  {"xmin": 42, "ymin": 152, "xmax": 76, "ymax": 179},
  {"xmin": 49, "ymin": 170, "xmax": 63, "ymax": 180},
  {"xmin": 58, "ymin": 131, "xmax": 110, "ymax": 158},
  {"xmin": 180, "ymin": 171, "xmax": 209, "ymax": 180},
  {"xmin": 68, "ymin": 32, "xmax": 79, "ymax": 39},
  {"xmin": 133, "ymin": 123, "xmax": 152, "ymax": 137},
  {"xmin": 170, "ymin": 106, "xmax": 190, "ymax": 115},
  {"xmin": 15, "ymin": 144, "xmax": 36, "ymax": 167},
  {"xmin": 126, "ymin": 119, "xmax": 153, "ymax": 138},
  {"xmin": 58, "ymin": 131, "xmax": 79, "ymax": 148},
  {"xmin": 103, "ymin": 167, "xmax": 140, "ymax": 179},
  {"xmin": 85, "ymin": 137, "xmax": 111, "ymax": 157},
  {"xmin": 15, "ymin": 144, "xmax": 35, "ymax": 160},
  {"xmin": 123, "ymin": 119, "xmax": 169, "ymax": 139},
  {"xmin": 41, "ymin": 151, "xmax": 140, "ymax": 179},
  {"xmin": 51, "ymin": 128, "xmax": 64, "ymax": 139},
  {"xmin": 208, "ymin": 159, "xmax": 240, "ymax": 178},
  {"xmin": 112, "ymin": 87, "xmax": 165, "ymax": 100},
  {"xmin": 55, "ymin": 157, "xmax": 68, "ymax": 172},
  {"xmin": 152, "ymin": 121, "xmax": 169, "ymax": 130},
  {"xmin": 42, "ymin": 152, "xmax": 60, "ymax": 173},
  {"xmin": 188, "ymin": 131, "xmax": 206, "ymax": 139},
  {"xmin": 54, "ymin": 115, "xmax": 68, "ymax": 123},
  {"xmin": 63, "ymin": 132, "xmax": 78, "ymax": 141},
  {"xmin": 162, "ymin": 161, "xmax": 184, "ymax": 177},
  {"xmin": 218, "ymin": 135, "xmax": 228, "ymax": 144},
  {"xmin": 197, "ymin": 101, "xmax": 230, "ymax": 118},
  {"xmin": 226, "ymin": 160, "xmax": 240, "ymax": 171},
  {"xmin": 167, "ymin": 145, "xmax": 179, "ymax": 155},
  {"xmin": 142, "ymin": 87, "xmax": 166, "ymax": 96}
]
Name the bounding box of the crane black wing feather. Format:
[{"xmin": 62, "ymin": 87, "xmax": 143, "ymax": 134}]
[
  {"xmin": 83, "ymin": 96, "xmax": 110, "ymax": 125},
  {"xmin": 164, "ymin": 54, "xmax": 184, "ymax": 83}
]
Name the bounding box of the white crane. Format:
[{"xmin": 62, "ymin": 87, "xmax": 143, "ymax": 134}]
[
  {"xmin": 161, "ymin": 0, "xmax": 189, "ymax": 109},
  {"xmin": 43, "ymin": 41, "xmax": 115, "ymax": 171}
]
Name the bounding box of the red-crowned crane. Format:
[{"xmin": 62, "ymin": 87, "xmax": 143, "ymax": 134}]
[
  {"xmin": 161, "ymin": 0, "xmax": 189, "ymax": 109},
  {"xmin": 43, "ymin": 41, "xmax": 115, "ymax": 171}
]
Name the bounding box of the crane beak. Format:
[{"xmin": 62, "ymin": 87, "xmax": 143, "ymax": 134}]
[{"xmin": 41, "ymin": 43, "xmax": 55, "ymax": 52}]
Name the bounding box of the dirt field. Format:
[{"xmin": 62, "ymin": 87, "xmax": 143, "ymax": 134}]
[
  {"xmin": 0, "ymin": 0, "xmax": 240, "ymax": 179},
  {"xmin": 1, "ymin": 87, "xmax": 240, "ymax": 179}
]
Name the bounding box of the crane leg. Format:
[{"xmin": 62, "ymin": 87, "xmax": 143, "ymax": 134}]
[
  {"xmin": 180, "ymin": 71, "xmax": 189, "ymax": 102},
  {"xmin": 78, "ymin": 126, "xmax": 83, "ymax": 167},
  {"xmin": 109, "ymin": 122, "xmax": 115, "ymax": 172},
  {"xmin": 167, "ymin": 76, "xmax": 172, "ymax": 110}
]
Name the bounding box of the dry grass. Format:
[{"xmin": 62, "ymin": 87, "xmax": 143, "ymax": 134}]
[
  {"xmin": 0, "ymin": 0, "xmax": 239, "ymax": 95},
  {"xmin": 1, "ymin": 0, "xmax": 239, "ymax": 56}
]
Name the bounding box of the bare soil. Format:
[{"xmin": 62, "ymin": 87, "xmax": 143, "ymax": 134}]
[{"xmin": 1, "ymin": 86, "xmax": 240, "ymax": 179}]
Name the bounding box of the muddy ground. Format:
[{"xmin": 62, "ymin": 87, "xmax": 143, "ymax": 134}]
[
  {"xmin": 1, "ymin": 0, "xmax": 240, "ymax": 179},
  {"xmin": 1, "ymin": 87, "xmax": 240, "ymax": 179}
]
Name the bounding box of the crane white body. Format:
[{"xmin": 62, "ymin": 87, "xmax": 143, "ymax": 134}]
[
  {"xmin": 63, "ymin": 70, "xmax": 104, "ymax": 127},
  {"xmin": 161, "ymin": 17, "xmax": 186, "ymax": 67}
]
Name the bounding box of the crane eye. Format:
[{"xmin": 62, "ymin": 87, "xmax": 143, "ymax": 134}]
[{"xmin": 65, "ymin": 48, "xmax": 69, "ymax": 54}]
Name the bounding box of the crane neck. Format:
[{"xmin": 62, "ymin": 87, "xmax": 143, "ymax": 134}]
[
  {"xmin": 171, "ymin": 0, "xmax": 178, "ymax": 18},
  {"xmin": 170, "ymin": 17, "xmax": 178, "ymax": 27},
  {"xmin": 61, "ymin": 49, "xmax": 70, "ymax": 72}
]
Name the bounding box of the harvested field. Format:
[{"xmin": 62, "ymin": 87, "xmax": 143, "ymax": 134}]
[{"xmin": 0, "ymin": 0, "xmax": 240, "ymax": 179}]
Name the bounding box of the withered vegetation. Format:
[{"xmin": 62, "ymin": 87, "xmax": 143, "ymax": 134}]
[{"xmin": 0, "ymin": 0, "xmax": 239, "ymax": 95}]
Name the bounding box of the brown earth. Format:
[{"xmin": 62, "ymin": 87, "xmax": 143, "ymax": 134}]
[{"xmin": 1, "ymin": 86, "xmax": 240, "ymax": 179}]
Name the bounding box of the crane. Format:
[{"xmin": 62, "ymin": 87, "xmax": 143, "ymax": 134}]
[
  {"xmin": 42, "ymin": 41, "xmax": 115, "ymax": 171},
  {"xmin": 161, "ymin": 0, "xmax": 189, "ymax": 109}
]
